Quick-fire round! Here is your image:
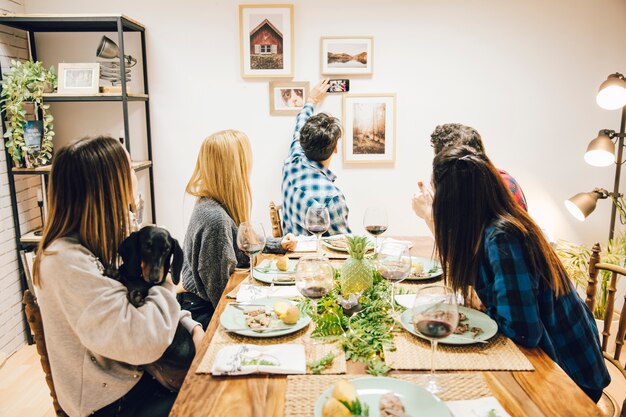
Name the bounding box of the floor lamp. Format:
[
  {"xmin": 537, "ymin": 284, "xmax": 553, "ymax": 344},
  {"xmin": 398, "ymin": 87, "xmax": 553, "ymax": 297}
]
[{"xmin": 565, "ymin": 73, "xmax": 626, "ymax": 241}]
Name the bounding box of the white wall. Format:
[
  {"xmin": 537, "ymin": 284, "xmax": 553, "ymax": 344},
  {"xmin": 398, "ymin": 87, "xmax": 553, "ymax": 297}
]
[{"xmin": 22, "ymin": 0, "xmax": 626, "ymax": 248}]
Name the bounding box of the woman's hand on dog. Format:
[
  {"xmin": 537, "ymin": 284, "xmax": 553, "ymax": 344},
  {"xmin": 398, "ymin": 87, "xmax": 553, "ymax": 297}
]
[
  {"xmin": 281, "ymin": 233, "xmax": 297, "ymax": 251},
  {"xmin": 191, "ymin": 325, "xmax": 205, "ymax": 354}
]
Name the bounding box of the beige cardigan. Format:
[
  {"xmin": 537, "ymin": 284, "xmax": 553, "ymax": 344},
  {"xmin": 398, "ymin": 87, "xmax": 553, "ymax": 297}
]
[{"xmin": 36, "ymin": 236, "xmax": 198, "ymax": 416}]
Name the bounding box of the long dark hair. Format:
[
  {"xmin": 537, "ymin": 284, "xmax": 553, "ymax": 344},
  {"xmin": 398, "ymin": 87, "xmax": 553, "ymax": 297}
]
[{"xmin": 432, "ymin": 145, "xmax": 570, "ymax": 298}]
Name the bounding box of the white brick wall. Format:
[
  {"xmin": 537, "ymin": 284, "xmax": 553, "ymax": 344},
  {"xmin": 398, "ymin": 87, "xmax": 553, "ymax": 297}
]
[{"xmin": 0, "ymin": 0, "xmax": 42, "ymax": 356}]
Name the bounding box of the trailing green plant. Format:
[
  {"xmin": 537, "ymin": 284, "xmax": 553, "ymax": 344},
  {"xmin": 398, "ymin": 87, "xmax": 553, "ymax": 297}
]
[
  {"xmin": 1, "ymin": 60, "xmax": 56, "ymax": 167},
  {"xmin": 556, "ymin": 233, "xmax": 626, "ymax": 319}
]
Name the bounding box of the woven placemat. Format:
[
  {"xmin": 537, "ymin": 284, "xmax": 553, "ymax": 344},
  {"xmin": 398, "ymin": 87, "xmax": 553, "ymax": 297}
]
[
  {"xmin": 385, "ymin": 332, "xmax": 534, "ymax": 371},
  {"xmin": 196, "ymin": 324, "xmax": 346, "ymax": 375},
  {"xmin": 284, "ymin": 373, "xmax": 491, "ymax": 416}
]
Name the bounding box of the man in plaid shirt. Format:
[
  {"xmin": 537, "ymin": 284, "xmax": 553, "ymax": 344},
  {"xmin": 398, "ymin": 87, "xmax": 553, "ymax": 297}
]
[{"xmin": 281, "ymin": 80, "xmax": 351, "ymax": 235}]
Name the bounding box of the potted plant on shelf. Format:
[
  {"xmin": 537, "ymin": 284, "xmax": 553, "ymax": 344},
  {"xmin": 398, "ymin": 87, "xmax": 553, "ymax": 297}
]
[{"xmin": 0, "ymin": 60, "xmax": 57, "ymax": 167}]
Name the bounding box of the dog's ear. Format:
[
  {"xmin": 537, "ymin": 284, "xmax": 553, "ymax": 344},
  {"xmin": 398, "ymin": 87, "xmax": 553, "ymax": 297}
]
[
  {"xmin": 168, "ymin": 236, "xmax": 184, "ymax": 285},
  {"xmin": 119, "ymin": 232, "xmax": 142, "ymax": 277}
]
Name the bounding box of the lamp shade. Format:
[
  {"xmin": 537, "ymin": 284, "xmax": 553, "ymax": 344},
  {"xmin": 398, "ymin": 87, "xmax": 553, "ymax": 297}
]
[
  {"xmin": 584, "ymin": 131, "xmax": 615, "ymax": 167},
  {"xmin": 565, "ymin": 191, "xmax": 601, "ymax": 221},
  {"xmin": 96, "ymin": 36, "xmax": 120, "ymax": 59},
  {"xmin": 596, "ymin": 73, "xmax": 626, "ymax": 110}
]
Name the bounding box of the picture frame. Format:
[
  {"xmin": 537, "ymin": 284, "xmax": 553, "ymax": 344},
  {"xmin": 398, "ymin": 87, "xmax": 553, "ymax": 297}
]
[
  {"xmin": 240, "ymin": 4, "xmax": 294, "ymax": 79},
  {"xmin": 57, "ymin": 63, "xmax": 100, "ymax": 94},
  {"xmin": 269, "ymin": 81, "xmax": 309, "ymax": 115},
  {"xmin": 342, "ymin": 93, "xmax": 396, "ymax": 164},
  {"xmin": 321, "ymin": 36, "xmax": 373, "ymax": 76}
]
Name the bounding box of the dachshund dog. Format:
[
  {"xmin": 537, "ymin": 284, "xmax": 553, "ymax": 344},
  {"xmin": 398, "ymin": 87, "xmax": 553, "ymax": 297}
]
[{"xmin": 115, "ymin": 226, "xmax": 195, "ymax": 391}]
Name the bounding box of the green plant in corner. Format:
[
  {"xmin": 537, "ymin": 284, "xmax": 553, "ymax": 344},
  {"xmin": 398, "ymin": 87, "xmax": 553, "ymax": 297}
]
[
  {"xmin": 1, "ymin": 60, "xmax": 57, "ymax": 167},
  {"xmin": 556, "ymin": 232, "xmax": 626, "ymax": 319}
]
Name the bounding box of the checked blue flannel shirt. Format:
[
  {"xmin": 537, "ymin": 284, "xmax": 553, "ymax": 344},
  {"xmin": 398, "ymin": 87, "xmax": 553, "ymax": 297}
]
[
  {"xmin": 475, "ymin": 222, "xmax": 610, "ymax": 394},
  {"xmin": 281, "ymin": 103, "xmax": 351, "ymax": 236}
]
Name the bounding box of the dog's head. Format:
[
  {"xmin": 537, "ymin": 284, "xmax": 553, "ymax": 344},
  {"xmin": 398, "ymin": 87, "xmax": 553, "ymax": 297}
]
[{"xmin": 118, "ymin": 226, "xmax": 184, "ymax": 285}]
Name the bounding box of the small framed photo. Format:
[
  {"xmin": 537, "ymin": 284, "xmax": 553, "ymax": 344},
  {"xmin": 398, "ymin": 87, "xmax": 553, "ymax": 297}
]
[
  {"xmin": 321, "ymin": 36, "xmax": 373, "ymax": 76},
  {"xmin": 240, "ymin": 4, "xmax": 294, "ymax": 79},
  {"xmin": 23, "ymin": 120, "xmax": 43, "ymax": 151},
  {"xmin": 342, "ymin": 93, "xmax": 396, "ymax": 164},
  {"xmin": 269, "ymin": 81, "xmax": 309, "ymax": 115},
  {"xmin": 57, "ymin": 63, "xmax": 100, "ymax": 94}
]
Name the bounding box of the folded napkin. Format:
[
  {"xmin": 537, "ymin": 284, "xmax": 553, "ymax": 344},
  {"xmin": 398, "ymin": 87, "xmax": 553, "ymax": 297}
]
[
  {"xmin": 445, "ymin": 397, "xmax": 511, "ymax": 417},
  {"xmin": 294, "ymin": 235, "xmax": 317, "ymax": 252},
  {"xmin": 236, "ymin": 284, "xmax": 302, "ymax": 302},
  {"xmin": 381, "ymin": 237, "xmax": 414, "ymax": 249},
  {"xmin": 211, "ymin": 344, "xmax": 306, "ymax": 375}
]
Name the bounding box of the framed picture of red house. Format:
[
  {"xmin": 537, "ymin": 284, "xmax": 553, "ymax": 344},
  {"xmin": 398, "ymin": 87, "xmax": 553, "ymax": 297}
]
[{"xmin": 239, "ymin": 4, "xmax": 294, "ymax": 78}]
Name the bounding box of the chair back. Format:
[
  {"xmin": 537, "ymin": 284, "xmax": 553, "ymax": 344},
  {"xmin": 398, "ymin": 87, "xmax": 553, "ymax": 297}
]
[
  {"xmin": 269, "ymin": 201, "xmax": 283, "ymax": 238},
  {"xmin": 587, "ymin": 243, "xmax": 626, "ymax": 369},
  {"xmin": 22, "ymin": 290, "xmax": 68, "ymax": 417}
]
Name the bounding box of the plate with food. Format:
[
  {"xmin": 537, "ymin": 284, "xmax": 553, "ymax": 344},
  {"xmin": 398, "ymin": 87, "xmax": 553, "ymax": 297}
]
[
  {"xmin": 252, "ymin": 256, "xmax": 297, "ymax": 285},
  {"xmin": 321, "ymin": 235, "xmax": 375, "ymax": 253},
  {"xmin": 219, "ymin": 297, "xmax": 310, "ymax": 338},
  {"xmin": 314, "ymin": 378, "xmax": 451, "ymax": 417},
  {"xmin": 405, "ymin": 256, "xmax": 442, "ymax": 280},
  {"xmin": 399, "ymin": 305, "xmax": 498, "ymax": 345}
]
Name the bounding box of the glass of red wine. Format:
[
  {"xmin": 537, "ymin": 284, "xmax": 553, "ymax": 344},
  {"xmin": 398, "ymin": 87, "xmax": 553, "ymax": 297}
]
[
  {"xmin": 236, "ymin": 222, "xmax": 267, "ymax": 282},
  {"xmin": 295, "ymin": 256, "xmax": 335, "ymax": 357},
  {"xmin": 305, "ymin": 205, "xmax": 330, "ymax": 255},
  {"xmin": 412, "ymin": 285, "xmax": 459, "ymax": 394},
  {"xmin": 363, "ymin": 206, "xmax": 388, "ymax": 252}
]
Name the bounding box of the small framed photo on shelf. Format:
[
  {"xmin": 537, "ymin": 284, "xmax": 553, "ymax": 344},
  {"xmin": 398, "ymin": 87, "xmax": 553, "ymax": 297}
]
[
  {"xmin": 57, "ymin": 63, "xmax": 100, "ymax": 94},
  {"xmin": 240, "ymin": 4, "xmax": 294, "ymax": 79},
  {"xmin": 342, "ymin": 93, "xmax": 396, "ymax": 164},
  {"xmin": 269, "ymin": 81, "xmax": 309, "ymax": 115},
  {"xmin": 321, "ymin": 36, "xmax": 373, "ymax": 76},
  {"xmin": 23, "ymin": 120, "xmax": 43, "ymax": 151}
]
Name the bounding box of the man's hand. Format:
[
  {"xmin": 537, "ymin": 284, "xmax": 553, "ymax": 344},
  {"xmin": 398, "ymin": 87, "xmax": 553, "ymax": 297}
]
[
  {"xmin": 281, "ymin": 233, "xmax": 297, "ymax": 251},
  {"xmin": 191, "ymin": 325, "xmax": 205, "ymax": 354},
  {"xmin": 307, "ymin": 79, "xmax": 330, "ymax": 105}
]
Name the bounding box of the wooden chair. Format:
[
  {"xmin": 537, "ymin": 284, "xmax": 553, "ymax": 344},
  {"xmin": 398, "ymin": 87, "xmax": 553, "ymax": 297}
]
[
  {"xmin": 22, "ymin": 290, "xmax": 68, "ymax": 417},
  {"xmin": 269, "ymin": 201, "xmax": 283, "ymax": 238},
  {"xmin": 587, "ymin": 243, "xmax": 626, "ymax": 417}
]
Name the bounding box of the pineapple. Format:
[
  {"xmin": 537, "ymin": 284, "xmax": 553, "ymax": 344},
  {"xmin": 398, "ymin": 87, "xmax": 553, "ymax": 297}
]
[{"xmin": 340, "ymin": 235, "xmax": 373, "ymax": 295}]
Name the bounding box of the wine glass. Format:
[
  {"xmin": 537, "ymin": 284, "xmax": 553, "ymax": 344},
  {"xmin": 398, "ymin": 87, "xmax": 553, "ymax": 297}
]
[
  {"xmin": 305, "ymin": 205, "xmax": 330, "ymax": 255},
  {"xmin": 376, "ymin": 241, "xmax": 411, "ymax": 323},
  {"xmin": 412, "ymin": 285, "xmax": 459, "ymax": 394},
  {"xmin": 295, "ymin": 256, "xmax": 335, "ymax": 360},
  {"xmin": 236, "ymin": 222, "xmax": 266, "ymax": 282},
  {"xmin": 363, "ymin": 206, "xmax": 388, "ymax": 251}
]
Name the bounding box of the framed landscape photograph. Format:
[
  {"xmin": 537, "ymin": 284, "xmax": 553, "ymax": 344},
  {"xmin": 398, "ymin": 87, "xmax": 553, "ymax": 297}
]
[
  {"xmin": 57, "ymin": 63, "xmax": 100, "ymax": 94},
  {"xmin": 342, "ymin": 93, "xmax": 396, "ymax": 164},
  {"xmin": 321, "ymin": 36, "xmax": 373, "ymax": 75},
  {"xmin": 269, "ymin": 81, "xmax": 309, "ymax": 115},
  {"xmin": 240, "ymin": 4, "xmax": 294, "ymax": 78}
]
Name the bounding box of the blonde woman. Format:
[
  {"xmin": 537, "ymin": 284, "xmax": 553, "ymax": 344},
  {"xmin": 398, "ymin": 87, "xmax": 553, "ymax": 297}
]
[
  {"xmin": 33, "ymin": 136, "xmax": 203, "ymax": 417},
  {"xmin": 180, "ymin": 130, "xmax": 296, "ymax": 327}
]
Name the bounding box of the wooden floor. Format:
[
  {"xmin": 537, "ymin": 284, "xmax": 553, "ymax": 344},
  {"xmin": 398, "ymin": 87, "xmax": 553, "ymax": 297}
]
[{"xmin": 0, "ymin": 345, "xmax": 54, "ymax": 417}]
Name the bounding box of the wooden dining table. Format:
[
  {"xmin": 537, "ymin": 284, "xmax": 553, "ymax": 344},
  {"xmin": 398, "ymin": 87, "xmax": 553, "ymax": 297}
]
[{"xmin": 169, "ymin": 236, "xmax": 603, "ymax": 417}]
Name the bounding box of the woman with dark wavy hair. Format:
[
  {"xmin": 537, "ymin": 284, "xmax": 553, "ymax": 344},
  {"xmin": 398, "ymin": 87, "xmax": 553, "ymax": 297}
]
[{"xmin": 431, "ymin": 145, "xmax": 609, "ymax": 402}]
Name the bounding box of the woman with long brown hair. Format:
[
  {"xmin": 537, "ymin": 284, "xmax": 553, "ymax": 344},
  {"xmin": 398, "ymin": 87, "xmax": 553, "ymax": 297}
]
[
  {"xmin": 431, "ymin": 145, "xmax": 609, "ymax": 402},
  {"xmin": 33, "ymin": 136, "xmax": 202, "ymax": 417},
  {"xmin": 180, "ymin": 130, "xmax": 296, "ymax": 327}
]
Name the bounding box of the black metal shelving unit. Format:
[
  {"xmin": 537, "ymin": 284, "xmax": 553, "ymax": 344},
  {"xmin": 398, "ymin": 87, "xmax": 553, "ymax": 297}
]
[{"xmin": 0, "ymin": 15, "xmax": 156, "ymax": 343}]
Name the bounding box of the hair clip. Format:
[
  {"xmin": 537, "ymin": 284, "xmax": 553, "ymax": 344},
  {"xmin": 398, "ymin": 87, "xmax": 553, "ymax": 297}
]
[{"xmin": 459, "ymin": 154, "xmax": 473, "ymax": 161}]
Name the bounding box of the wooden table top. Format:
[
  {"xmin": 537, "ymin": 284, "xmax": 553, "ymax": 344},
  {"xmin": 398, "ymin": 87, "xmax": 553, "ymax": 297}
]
[{"xmin": 170, "ymin": 236, "xmax": 602, "ymax": 417}]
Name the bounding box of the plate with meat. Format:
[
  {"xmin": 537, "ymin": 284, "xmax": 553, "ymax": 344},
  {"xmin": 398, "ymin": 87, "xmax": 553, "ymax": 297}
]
[
  {"xmin": 405, "ymin": 256, "xmax": 443, "ymax": 281},
  {"xmin": 399, "ymin": 306, "xmax": 498, "ymax": 345},
  {"xmin": 314, "ymin": 377, "xmax": 450, "ymax": 417}
]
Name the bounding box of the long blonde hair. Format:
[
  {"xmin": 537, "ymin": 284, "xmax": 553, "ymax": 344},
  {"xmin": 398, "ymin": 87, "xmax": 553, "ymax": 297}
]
[
  {"xmin": 33, "ymin": 136, "xmax": 134, "ymax": 287},
  {"xmin": 186, "ymin": 130, "xmax": 252, "ymax": 225}
]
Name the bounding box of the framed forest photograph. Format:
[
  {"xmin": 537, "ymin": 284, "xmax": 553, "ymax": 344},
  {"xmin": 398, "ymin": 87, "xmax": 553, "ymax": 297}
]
[
  {"xmin": 240, "ymin": 4, "xmax": 294, "ymax": 78},
  {"xmin": 342, "ymin": 93, "xmax": 396, "ymax": 163}
]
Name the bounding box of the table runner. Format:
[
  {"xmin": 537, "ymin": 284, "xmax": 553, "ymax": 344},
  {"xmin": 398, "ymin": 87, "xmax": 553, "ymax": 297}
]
[
  {"xmin": 384, "ymin": 332, "xmax": 534, "ymax": 371},
  {"xmin": 196, "ymin": 324, "xmax": 346, "ymax": 375},
  {"xmin": 284, "ymin": 373, "xmax": 492, "ymax": 417}
]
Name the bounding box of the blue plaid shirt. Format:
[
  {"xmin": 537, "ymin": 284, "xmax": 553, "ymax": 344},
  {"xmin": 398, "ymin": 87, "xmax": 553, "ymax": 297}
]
[
  {"xmin": 281, "ymin": 103, "xmax": 351, "ymax": 236},
  {"xmin": 476, "ymin": 222, "xmax": 610, "ymax": 394}
]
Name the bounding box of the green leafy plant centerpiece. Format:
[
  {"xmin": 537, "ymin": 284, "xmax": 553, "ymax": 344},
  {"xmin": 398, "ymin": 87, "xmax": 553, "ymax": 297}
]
[{"xmin": 1, "ymin": 60, "xmax": 57, "ymax": 167}]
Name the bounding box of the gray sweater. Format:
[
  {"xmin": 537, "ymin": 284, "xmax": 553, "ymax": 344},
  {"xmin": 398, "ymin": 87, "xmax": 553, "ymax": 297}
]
[
  {"xmin": 36, "ymin": 236, "xmax": 198, "ymax": 417},
  {"xmin": 182, "ymin": 198, "xmax": 284, "ymax": 309}
]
